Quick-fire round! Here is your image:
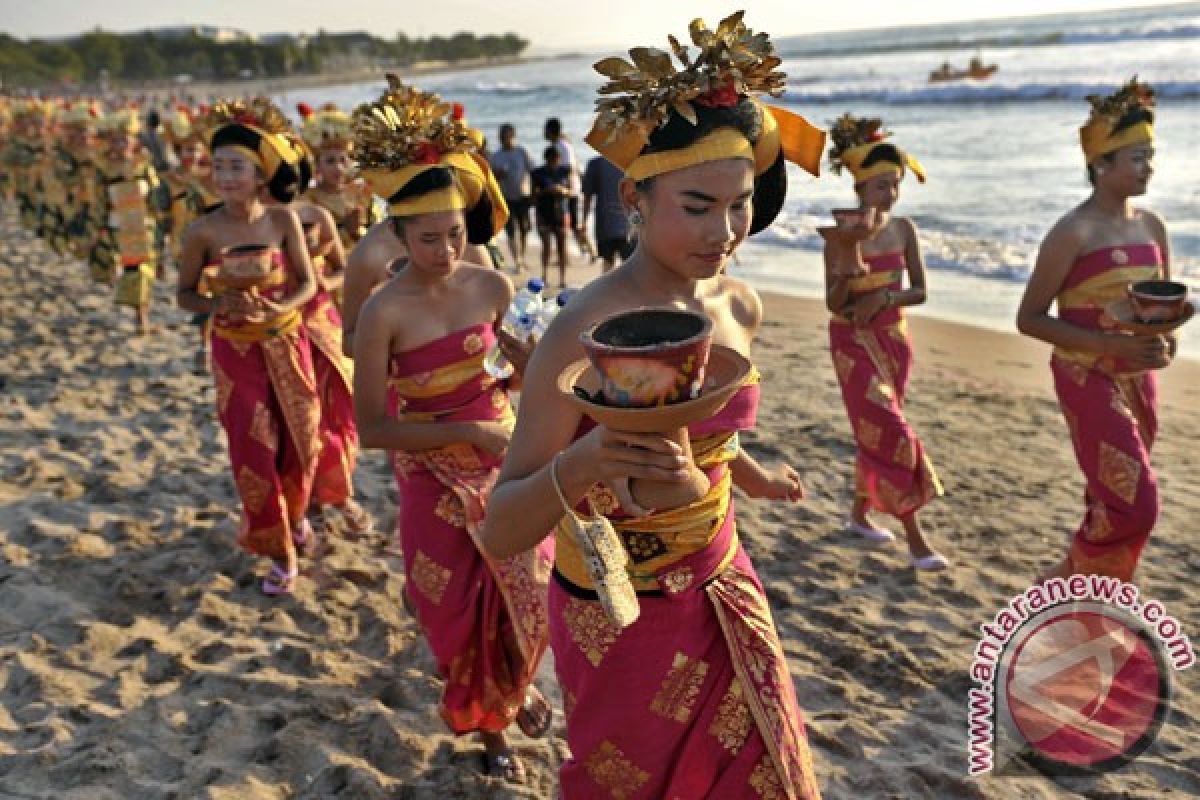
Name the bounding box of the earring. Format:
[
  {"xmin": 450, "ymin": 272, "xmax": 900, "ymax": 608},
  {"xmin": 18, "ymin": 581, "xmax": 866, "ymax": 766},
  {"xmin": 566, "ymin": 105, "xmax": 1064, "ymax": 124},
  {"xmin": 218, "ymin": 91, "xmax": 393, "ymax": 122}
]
[{"xmin": 629, "ymin": 209, "xmax": 643, "ymax": 227}]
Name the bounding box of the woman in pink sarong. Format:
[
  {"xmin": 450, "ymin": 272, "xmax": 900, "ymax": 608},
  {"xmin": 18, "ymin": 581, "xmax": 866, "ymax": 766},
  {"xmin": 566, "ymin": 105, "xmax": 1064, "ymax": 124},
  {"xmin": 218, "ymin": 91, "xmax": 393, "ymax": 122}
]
[
  {"xmin": 274, "ymin": 129, "xmax": 372, "ymax": 538},
  {"xmin": 177, "ymin": 98, "xmax": 321, "ymax": 595},
  {"xmin": 351, "ymin": 76, "xmax": 553, "ymax": 783},
  {"xmin": 822, "ymin": 113, "xmax": 948, "ymax": 570},
  {"xmin": 482, "ymin": 14, "xmax": 824, "ymax": 798},
  {"xmin": 1017, "ymin": 79, "xmax": 1175, "ymax": 582}
]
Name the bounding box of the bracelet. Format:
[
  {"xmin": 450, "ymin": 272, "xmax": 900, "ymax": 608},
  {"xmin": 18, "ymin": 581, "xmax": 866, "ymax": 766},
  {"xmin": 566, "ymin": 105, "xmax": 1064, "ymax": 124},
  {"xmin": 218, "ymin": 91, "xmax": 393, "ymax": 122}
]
[{"xmin": 549, "ymin": 453, "xmax": 577, "ymax": 517}]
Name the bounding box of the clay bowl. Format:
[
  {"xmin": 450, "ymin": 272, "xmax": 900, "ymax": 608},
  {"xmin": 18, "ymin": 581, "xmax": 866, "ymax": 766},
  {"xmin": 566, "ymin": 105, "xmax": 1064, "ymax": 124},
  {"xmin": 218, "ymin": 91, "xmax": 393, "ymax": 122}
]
[
  {"xmin": 218, "ymin": 244, "xmax": 275, "ymax": 291},
  {"xmin": 1128, "ymin": 279, "xmax": 1190, "ymax": 324},
  {"xmin": 580, "ymin": 309, "xmax": 713, "ymax": 408},
  {"xmin": 560, "ymin": 345, "xmax": 751, "ymax": 433},
  {"xmin": 1105, "ymin": 296, "xmax": 1194, "ymax": 336},
  {"xmin": 831, "ymin": 207, "xmax": 877, "ymax": 230}
]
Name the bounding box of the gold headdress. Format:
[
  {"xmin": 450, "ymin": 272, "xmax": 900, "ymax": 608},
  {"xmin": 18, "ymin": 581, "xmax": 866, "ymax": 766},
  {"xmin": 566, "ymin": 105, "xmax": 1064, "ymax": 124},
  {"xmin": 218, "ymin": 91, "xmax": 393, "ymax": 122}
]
[
  {"xmin": 99, "ymin": 107, "xmax": 141, "ymax": 137},
  {"xmin": 59, "ymin": 100, "xmax": 99, "ymax": 129},
  {"xmin": 205, "ymin": 97, "xmax": 308, "ymax": 201},
  {"xmin": 1080, "ymin": 77, "xmax": 1155, "ymax": 164},
  {"xmin": 353, "ymin": 74, "xmax": 506, "ymax": 233},
  {"xmin": 164, "ymin": 106, "xmax": 202, "ymax": 147},
  {"xmin": 584, "ymin": 11, "xmax": 825, "ymax": 181},
  {"xmin": 299, "ymin": 103, "xmax": 355, "ymax": 152},
  {"xmin": 828, "ymin": 113, "xmax": 925, "ymax": 184}
]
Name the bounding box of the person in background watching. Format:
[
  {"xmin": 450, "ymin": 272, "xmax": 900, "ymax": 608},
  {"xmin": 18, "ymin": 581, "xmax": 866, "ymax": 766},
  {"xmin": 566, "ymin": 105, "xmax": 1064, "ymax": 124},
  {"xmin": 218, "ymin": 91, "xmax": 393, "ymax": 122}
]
[{"xmin": 490, "ymin": 123, "xmax": 534, "ymax": 271}]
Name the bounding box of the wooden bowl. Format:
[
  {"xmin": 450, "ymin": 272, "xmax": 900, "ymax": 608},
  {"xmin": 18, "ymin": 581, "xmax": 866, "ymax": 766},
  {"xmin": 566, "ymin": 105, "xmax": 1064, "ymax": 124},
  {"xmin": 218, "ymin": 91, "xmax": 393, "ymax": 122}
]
[
  {"xmin": 218, "ymin": 244, "xmax": 275, "ymax": 291},
  {"xmin": 579, "ymin": 308, "xmax": 713, "ymax": 408},
  {"xmin": 1128, "ymin": 279, "xmax": 1189, "ymax": 324},
  {"xmin": 559, "ymin": 345, "xmax": 751, "ymax": 433}
]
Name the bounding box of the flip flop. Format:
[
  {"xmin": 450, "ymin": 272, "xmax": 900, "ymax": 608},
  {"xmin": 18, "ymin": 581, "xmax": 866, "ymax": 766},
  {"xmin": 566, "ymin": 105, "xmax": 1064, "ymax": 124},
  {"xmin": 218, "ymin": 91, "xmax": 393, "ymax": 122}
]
[
  {"xmin": 845, "ymin": 517, "xmax": 896, "ymax": 544},
  {"xmin": 515, "ymin": 686, "xmax": 553, "ymax": 739},
  {"xmin": 292, "ymin": 518, "xmax": 318, "ymax": 557},
  {"xmin": 910, "ymin": 552, "xmax": 950, "ymax": 572},
  {"xmin": 261, "ymin": 563, "xmax": 299, "ymax": 596},
  {"xmin": 480, "ymin": 748, "xmax": 525, "ymax": 783}
]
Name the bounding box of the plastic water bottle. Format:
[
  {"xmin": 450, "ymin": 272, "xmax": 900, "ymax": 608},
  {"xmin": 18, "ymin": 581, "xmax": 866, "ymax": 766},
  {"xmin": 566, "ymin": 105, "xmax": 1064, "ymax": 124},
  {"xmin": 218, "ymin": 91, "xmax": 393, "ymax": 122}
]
[{"xmin": 483, "ymin": 278, "xmax": 546, "ymax": 379}]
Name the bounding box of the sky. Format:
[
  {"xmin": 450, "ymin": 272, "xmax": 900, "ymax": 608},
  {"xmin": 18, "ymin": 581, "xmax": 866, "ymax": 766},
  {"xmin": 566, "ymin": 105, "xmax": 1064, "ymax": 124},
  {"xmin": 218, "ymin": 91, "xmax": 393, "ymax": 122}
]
[{"xmin": 0, "ymin": 0, "xmax": 1184, "ymax": 50}]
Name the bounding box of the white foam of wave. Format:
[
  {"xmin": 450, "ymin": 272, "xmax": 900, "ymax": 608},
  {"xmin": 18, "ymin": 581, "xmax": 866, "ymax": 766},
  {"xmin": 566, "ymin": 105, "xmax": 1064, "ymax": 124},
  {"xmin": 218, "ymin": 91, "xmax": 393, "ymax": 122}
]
[{"xmin": 782, "ymin": 80, "xmax": 1200, "ymax": 106}]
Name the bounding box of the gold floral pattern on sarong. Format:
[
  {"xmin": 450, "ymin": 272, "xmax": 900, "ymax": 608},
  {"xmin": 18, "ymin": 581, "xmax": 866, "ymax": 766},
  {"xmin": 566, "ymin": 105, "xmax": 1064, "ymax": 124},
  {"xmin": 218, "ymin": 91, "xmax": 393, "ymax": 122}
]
[
  {"xmin": 448, "ymin": 645, "xmax": 477, "ymax": 687},
  {"xmin": 709, "ymin": 678, "xmax": 753, "ymax": 754},
  {"xmin": 865, "ymin": 375, "xmax": 894, "ymax": 409},
  {"xmin": 660, "ymin": 565, "xmax": 694, "ymax": 594},
  {"xmin": 214, "ymin": 362, "xmax": 233, "ymax": 415},
  {"xmin": 650, "ymin": 652, "xmax": 709, "ymax": 723},
  {"xmin": 1098, "ymin": 441, "xmax": 1141, "ymax": 505},
  {"xmin": 855, "ymin": 419, "xmax": 882, "ymax": 452},
  {"xmin": 411, "ymin": 549, "xmax": 452, "ymax": 606},
  {"xmin": 892, "ymin": 435, "xmax": 915, "ymax": 469},
  {"xmin": 434, "ymin": 491, "xmax": 467, "ymax": 528},
  {"xmin": 587, "ymin": 485, "xmax": 621, "ymax": 516},
  {"xmin": 248, "ymin": 402, "xmax": 278, "ymax": 451},
  {"xmin": 463, "ymin": 332, "xmax": 484, "ymax": 354},
  {"xmin": 832, "ymin": 350, "xmax": 855, "ymax": 386},
  {"xmin": 563, "ymin": 596, "xmax": 620, "ymax": 668},
  {"xmin": 236, "ymin": 466, "xmax": 271, "ymax": 515},
  {"xmin": 1087, "ymin": 503, "xmax": 1114, "ymax": 542},
  {"xmin": 1109, "ymin": 387, "xmax": 1134, "ymax": 420},
  {"xmin": 585, "ymin": 741, "xmax": 649, "ymax": 800},
  {"xmin": 261, "ymin": 332, "xmax": 321, "ymax": 468},
  {"xmin": 749, "ymin": 754, "xmax": 786, "ymax": 800},
  {"xmin": 621, "ymin": 530, "xmax": 668, "ymax": 564},
  {"xmin": 491, "ymin": 389, "xmax": 507, "ymax": 410},
  {"xmin": 1060, "ymin": 360, "xmax": 1089, "ymax": 388}
]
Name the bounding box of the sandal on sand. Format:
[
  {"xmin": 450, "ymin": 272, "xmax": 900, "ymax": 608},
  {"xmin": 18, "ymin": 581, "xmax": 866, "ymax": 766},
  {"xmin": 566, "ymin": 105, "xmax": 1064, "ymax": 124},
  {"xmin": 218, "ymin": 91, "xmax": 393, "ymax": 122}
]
[
  {"xmin": 261, "ymin": 563, "xmax": 299, "ymax": 596},
  {"xmin": 292, "ymin": 518, "xmax": 318, "ymax": 557},
  {"xmin": 481, "ymin": 749, "xmax": 525, "ymax": 783},
  {"xmin": 845, "ymin": 517, "xmax": 895, "ymax": 543},
  {"xmin": 910, "ymin": 552, "xmax": 950, "ymax": 572},
  {"xmin": 515, "ymin": 686, "xmax": 553, "ymax": 739}
]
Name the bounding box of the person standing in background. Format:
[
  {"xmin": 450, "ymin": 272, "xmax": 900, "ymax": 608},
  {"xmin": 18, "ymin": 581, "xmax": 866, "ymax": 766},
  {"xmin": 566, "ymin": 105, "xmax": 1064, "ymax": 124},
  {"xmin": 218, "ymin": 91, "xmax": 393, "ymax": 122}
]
[
  {"xmin": 544, "ymin": 117, "xmax": 595, "ymax": 262},
  {"xmin": 582, "ymin": 153, "xmax": 633, "ymax": 273},
  {"xmin": 490, "ymin": 123, "xmax": 534, "ymax": 271}
]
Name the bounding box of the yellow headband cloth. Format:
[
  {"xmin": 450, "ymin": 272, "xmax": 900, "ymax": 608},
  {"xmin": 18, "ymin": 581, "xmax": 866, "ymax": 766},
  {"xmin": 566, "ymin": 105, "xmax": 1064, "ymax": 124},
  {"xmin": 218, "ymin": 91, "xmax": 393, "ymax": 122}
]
[
  {"xmin": 839, "ymin": 141, "xmax": 926, "ymax": 184},
  {"xmin": 1080, "ymin": 118, "xmax": 1153, "ymax": 164},
  {"xmin": 362, "ymin": 150, "xmax": 508, "ymax": 231},
  {"xmin": 586, "ymin": 99, "xmax": 826, "ymax": 181}
]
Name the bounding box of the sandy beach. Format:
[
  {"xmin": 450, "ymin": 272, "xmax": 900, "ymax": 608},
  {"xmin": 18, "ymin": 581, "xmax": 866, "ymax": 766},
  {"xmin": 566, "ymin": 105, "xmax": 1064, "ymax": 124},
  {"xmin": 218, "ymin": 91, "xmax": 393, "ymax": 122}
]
[{"xmin": 1, "ymin": 211, "xmax": 1197, "ymax": 799}]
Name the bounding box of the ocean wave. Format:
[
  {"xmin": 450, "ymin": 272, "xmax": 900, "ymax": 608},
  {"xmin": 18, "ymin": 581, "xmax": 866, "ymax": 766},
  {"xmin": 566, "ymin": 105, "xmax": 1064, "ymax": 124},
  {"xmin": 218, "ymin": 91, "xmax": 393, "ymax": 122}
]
[
  {"xmin": 777, "ymin": 19, "xmax": 1200, "ymax": 58},
  {"xmin": 781, "ymin": 80, "xmax": 1200, "ymax": 106}
]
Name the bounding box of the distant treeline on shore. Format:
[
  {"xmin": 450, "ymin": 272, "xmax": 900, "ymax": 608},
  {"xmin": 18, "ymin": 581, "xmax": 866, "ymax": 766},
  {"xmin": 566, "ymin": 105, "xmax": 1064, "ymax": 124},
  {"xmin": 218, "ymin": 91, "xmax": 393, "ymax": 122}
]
[{"xmin": 0, "ymin": 27, "xmax": 530, "ymax": 89}]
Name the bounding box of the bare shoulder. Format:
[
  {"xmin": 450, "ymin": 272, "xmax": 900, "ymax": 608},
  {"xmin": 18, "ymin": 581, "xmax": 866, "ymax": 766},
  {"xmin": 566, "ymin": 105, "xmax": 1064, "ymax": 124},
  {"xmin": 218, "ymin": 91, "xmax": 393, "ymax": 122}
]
[
  {"xmin": 1042, "ymin": 208, "xmax": 1089, "ymax": 253},
  {"xmin": 717, "ymin": 274, "xmax": 763, "ymax": 332},
  {"xmin": 461, "ymin": 262, "xmax": 513, "ymax": 296},
  {"xmin": 894, "ymin": 215, "xmax": 919, "ymax": 239},
  {"xmin": 1136, "ymin": 207, "xmax": 1168, "ymax": 239},
  {"xmin": 267, "ymin": 204, "xmax": 300, "ymax": 229}
]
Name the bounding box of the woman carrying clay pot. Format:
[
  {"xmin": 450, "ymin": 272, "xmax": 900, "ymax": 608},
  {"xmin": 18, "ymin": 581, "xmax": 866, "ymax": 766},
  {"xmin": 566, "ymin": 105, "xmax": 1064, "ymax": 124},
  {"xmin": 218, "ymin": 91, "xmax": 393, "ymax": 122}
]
[
  {"xmin": 822, "ymin": 113, "xmax": 948, "ymax": 571},
  {"xmin": 480, "ymin": 13, "xmax": 824, "ymax": 799},
  {"xmin": 1017, "ymin": 78, "xmax": 1176, "ymax": 582},
  {"xmin": 350, "ymin": 76, "xmax": 554, "ymax": 784}
]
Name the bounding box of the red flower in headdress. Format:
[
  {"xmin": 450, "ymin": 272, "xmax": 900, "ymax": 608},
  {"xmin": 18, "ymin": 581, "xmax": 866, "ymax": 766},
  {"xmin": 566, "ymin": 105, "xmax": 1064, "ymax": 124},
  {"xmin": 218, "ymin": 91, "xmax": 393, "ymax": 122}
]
[
  {"xmin": 412, "ymin": 141, "xmax": 442, "ymax": 164},
  {"xmin": 451, "ymin": 103, "xmax": 465, "ymax": 121},
  {"xmin": 296, "ymin": 102, "xmax": 314, "ymax": 119},
  {"xmin": 694, "ymin": 83, "xmax": 739, "ymax": 109},
  {"xmin": 235, "ymin": 112, "xmax": 260, "ymax": 126},
  {"xmin": 867, "ymin": 130, "xmax": 885, "ymax": 142}
]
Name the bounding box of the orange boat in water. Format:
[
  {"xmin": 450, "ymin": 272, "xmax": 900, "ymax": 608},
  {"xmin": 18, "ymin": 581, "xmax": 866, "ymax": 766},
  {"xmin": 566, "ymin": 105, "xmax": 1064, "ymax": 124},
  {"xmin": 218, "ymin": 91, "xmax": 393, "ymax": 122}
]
[{"xmin": 929, "ymin": 56, "xmax": 999, "ymax": 83}]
